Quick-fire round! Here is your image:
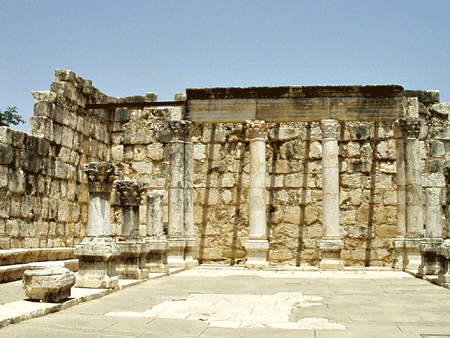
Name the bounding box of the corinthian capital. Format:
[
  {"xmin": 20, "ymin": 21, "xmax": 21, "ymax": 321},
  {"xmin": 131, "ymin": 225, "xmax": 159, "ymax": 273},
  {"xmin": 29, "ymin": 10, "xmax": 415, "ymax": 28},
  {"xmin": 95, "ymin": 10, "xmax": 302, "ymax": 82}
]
[
  {"xmin": 116, "ymin": 181, "xmax": 147, "ymax": 206},
  {"xmin": 169, "ymin": 120, "xmax": 192, "ymax": 141},
  {"xmin": 84, "ymin": 162, "xmax": 115, "ymax": 193},
  {"xmin": 320, "ymin": 119, "xmax": 339, "ymax": 139},
  {"xmin": 397, "ymin": 118, "xmax": 421, "ymax": 139},
  {"xmin": 246, "ymin": 120, "xmax": 266, "ymax": 140}
]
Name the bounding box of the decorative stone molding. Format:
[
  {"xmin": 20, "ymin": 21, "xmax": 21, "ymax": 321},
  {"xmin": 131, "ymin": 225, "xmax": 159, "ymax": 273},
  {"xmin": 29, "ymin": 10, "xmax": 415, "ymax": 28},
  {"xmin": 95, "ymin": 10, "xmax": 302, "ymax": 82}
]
[
  {"xmin": 169, "ymin": 120, "xmax": 192, "ymax": 141},
  {"xmin": 84, "ymin": 162, "xmax": 115, "ymax": 193},
  {"xmin": 320, "ymin": 119, "xmax": 339, "ymax": 139},
  {"xmin": 116, "ymin": 181, "xmax": 147, "ymax": 206},
  {"xmin": 398, "ymin": 118, "xmax": 421, "ymax": 139},
  {"xmin": 246, "ymin": 120, "xmax": 267, "ymax": 140}
]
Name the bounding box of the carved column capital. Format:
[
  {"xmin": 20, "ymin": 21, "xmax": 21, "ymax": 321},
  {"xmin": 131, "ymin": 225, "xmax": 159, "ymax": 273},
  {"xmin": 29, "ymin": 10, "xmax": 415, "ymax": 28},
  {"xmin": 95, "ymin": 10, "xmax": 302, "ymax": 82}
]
[
  {"xmin": 246, "ymin": 120, "xmax": 267, "ymax": 140},
  {"xmin": 116, "ymin": 181, "xmax": 147, "ymax": 206},
  {"xmin": 397, "ymin": 118, "xmax": 421, "ymax": 139},
  {"xmin": 169, "ymin": 120, "xmax": 192, "ymax": 141},
  {"xmin": 320, "ymin": 119, "xmax": 339, "ymax": 139},
  {"xmin": 84, "ymin": 162, "xmax": 115, "ymax": 193}
]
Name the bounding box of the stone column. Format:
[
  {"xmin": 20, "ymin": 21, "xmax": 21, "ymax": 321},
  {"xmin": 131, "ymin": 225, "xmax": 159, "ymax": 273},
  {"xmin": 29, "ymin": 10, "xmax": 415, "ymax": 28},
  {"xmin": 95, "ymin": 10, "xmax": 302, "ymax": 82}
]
[
  {"xmin": 167, "ymin": 120, "xmax": 189, "ymax": 267},
  {"xmin": 146, "ymin": 190, "xmax": 169, "ymax": 274},
  {"xmin": 319, "ymin": 119, "xmax": 343, "ymax": 270},
  {"xmin": 401, "ymin": 118, "xmax": 424, "ymax": 271},
  {"xmin": 393, "ymin": 119, "xmax": 407, "ymax": 270},
  {"xmin": 115, "ymin": 181, "xmax": 149, "ymax": 279},
  {"xmin": 184, "ymin": 128, "xmax": 198, "ymax": 268},
  {"xmin": 438, "ymin": 166, "xmax": 450, "ymax": 286},
  {"xmin": 419, "ymin": 184, "xmax": 444, "ymax": 276},
  {"xmin": 74, "ymin": 162, "xmax": 120, "ymax": 289},
  {"xmin": 245, "ymin": 120, "xmax": 269, "ymax": 269}
]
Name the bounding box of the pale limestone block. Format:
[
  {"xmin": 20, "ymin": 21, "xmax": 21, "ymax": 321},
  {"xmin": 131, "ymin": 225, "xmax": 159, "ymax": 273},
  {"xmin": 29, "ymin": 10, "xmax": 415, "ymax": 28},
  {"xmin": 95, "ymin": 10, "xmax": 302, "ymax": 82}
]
[
  {"xmin": 384, "ymin": 190, "xmax": 397, "ymax": 205},
  {"xmin": 34, "ymin": 101, "xmax": 55, "ymax": 118},
  {"xmin": 58, "ymin": 200, "xmax": 70, "ymax": 223},
  {"xmin": 429, "ymin": 140, "xmax": 445, "ymax": 158},
  {"xmin": 268, "ymin": 127, "xmax": 300, "ymax": 141},
  {"xmin": 346, "ymin": 142, "xmax": 360, "ymax": 157},
  {"xmin": 147, "ymin": 143, "xmax": 164, "ymax": 161},
  {"xmin": 31, "ymin": 90, "xmax": 57, "ymax": 102},
  {"xmin": 380, "ymin": 162, "xmax": 396, "ymax": 173},
  {"xmin": 221, "ymin": 190, "xmax": 233, "ymax": 204},
  {"xmin": 308, "ymin": 141, "xmax": 322, "ymax": 159},
  {"xmin": 193, "ymin": 143, "xmax": 206, "ymax": 160},
  {"xmin": 0, "ymin": 165, "xmax": 8, "ymax": 187},
  {"xmin": 202, "ymin": 129, "xmax": 227, "ymax": 143},
  {"xmin": 284, "ymin": 206, "xmax": 300, "ymax": 224},
  {"xmin": 6, "ymin": 219, "xmax": 19, "ymax": 237},
  {"xmin": 29, "ymin": 116, "xmax": 53, "ymax": 141},
  {"xmin": 8, "ymin": 168, "xmax": 25, "ymax": 194},
  {"xmin": 375, "ymin": 174, "xmax": 392, "ymax": 189},
  {"xmin": 133, "ymin": 145, "xmax": 146, "ymax": 161},
  {"xmin": 222, "ymin": 173, "xmax": 235, "ymax": 188},
  {"xmin": 285, "ymin": 174, "xmax": 302, "ymax": 188},
  {"xmin": 430, "ymin": 102, "xmax": 449, "ymax": 117},
  {"xmin": 61, "ymin": 126, "xmax": 74, "ymax": 148},
  {"xmin": 131, "ymin": 162, "xmax": 153, "ymax": 174}
]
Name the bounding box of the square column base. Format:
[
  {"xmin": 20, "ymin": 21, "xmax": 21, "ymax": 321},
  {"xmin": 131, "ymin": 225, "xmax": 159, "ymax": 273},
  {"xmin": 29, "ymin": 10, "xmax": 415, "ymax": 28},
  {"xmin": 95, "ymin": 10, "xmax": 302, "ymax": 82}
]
[
  {"xmin": 393, "ymin": 238, "xmax": 407, "ymax": 271},
  {"xmin": 404, "ymin": 238, "xmax": 423, "ymax": 272},
  {"xmin": 185, "ymin": 238, "xmax": 199, "ymax": 269},
  {"xmin": 245, "ymin": 239, "xmax": 269, "ymax": 270},
  {"xmin": 418, "ymin": 239, "xmax": 443, "ymax": 276},
  {"xmin": 437, "ymin": 240, "xmax": 450, "ymax": 287},
  {"xmin": 146, "ymin": 238, "xmax": 169, "ymax": 274},
  {"xmin": 320, "ymin": 239, "xmax": 343, "ymax": 270},
  {"xmin": 116, "ymin": 241, "xmax": 149, "ymax": 280},
  {"xmin": 74, "ymin": 237, "xmax": 120, "ymax": 289},
  {"xmin": 168, "ymin": 239, "xmax": 186, "ymax": 268}
]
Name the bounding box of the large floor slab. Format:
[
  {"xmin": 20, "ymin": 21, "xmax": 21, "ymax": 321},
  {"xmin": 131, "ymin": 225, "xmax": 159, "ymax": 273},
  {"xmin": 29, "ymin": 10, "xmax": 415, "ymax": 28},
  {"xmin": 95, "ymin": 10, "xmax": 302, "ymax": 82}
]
[{"xmin": 0, "ymin": 267, "xmax": 449, "ymax": 337}]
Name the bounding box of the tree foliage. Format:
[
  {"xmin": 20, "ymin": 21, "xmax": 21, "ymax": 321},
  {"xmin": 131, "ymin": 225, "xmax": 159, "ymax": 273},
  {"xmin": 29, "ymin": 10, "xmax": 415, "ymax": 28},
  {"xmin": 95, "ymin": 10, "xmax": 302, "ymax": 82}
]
[{"xmin": 0, "ymin": 106, "xmax": 24, "ymax": 127}]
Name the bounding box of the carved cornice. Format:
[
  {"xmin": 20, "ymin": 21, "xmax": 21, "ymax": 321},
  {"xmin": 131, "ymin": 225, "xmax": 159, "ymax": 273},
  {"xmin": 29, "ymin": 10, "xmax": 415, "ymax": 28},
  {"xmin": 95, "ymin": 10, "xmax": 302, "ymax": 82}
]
[
  {"xmin": 116, "ymin": 181, "xmax": 147, "ymax": 206},
  {"xmin": 397, "ymin": 118, "xmax": 421, "ymax": 139},
  {"xmin": 84, "ymin": 162, "xmax": 115, "ymax": 193},
  {"xmin": 168, "ymin": 120, "xmax": 192, "ymax": 141},
  {"xmin": 320, "ymin": 119, "xmax": 339, "ymax": 139},
  {"xmin": 246, "ymin": 120, "xmax": 266, "ymax": 140}
]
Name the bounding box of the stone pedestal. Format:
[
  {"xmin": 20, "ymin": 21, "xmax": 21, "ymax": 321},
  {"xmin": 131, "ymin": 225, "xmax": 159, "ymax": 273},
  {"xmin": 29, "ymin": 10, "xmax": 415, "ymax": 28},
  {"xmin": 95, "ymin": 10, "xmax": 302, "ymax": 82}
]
[
  {"xmin": 146, "ymin": 239, "xmax": 169, "ymax": 274},
  {"xmin": 393, "ymin": 238, "xmax": 407, "ymax": 271},
  {"xmin": 75, "ymin": 162, "xmax": 120, "ymax": 289},
  {"xmin": 419, "ymin": 239, "xmax": 443, "ymax": 276},
  {"xmin": 116, "ymin": 241, "xmax": 150, "ymax": 279},
  {"xmin": 23, "ymin": 265, "xmax": 76, "ymax": 303},
  {"xmin": 245, "ymin": 120, "xmax": 269, "ymax": 269},
  {"xmin": 319, "ymin": 119, "xmax": 343, "ymax": 270},
  {"xmin": 438, "ymin": 240, "xmax": 450, "ymax": 287},
  {"xmin": 116, "ymin": 181, "xmax": 149, "ymax": 279}
]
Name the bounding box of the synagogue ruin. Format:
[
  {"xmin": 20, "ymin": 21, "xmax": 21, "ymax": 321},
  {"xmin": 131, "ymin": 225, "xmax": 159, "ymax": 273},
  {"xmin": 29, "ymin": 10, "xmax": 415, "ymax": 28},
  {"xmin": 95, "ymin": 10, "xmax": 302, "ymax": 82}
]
[{"xmin": 2, "ymin": 69, "xmax": 450, "ymax": 288}]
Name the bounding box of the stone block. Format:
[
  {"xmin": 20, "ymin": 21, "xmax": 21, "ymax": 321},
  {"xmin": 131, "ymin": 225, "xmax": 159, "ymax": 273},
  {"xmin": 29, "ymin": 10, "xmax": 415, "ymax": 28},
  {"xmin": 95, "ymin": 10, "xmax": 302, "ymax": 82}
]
[
  {"xmin": 124, "ymin": 130, "xmax": 153, "ymax": 145},
  {"xmin": 29, "ymin": 116, "xmax": 54, "ymax": 141},
  {"xmin": 0, "ymin": 144, "xmax": 14, "ymax": 165},
  {"xmin": 268, "ymin": 127, "xmax": 300, "ymax": 141},
  {"xmin": 34, "ymin": 101, "xmax": 55, "ymax": 118},
  {"xmin": 147, "ymin": 143, "xmax": 164, "ymax": 161},
  {"xmin": 202, "ymin": 129, "xmax": 227, "ymax": 143},
  {"xmin": 22, "ymin": 265, "xmax": 76, "ymax": 302},
  {"xmin": 430, "ymin": 102, "xmax": 449, "ymax": 118},
  {"xmin": 31, "ymin": 91, "xmax": 57, "ymax": 102},
  {"xmin": 8, "ymin": 168, "xmax": 25, "ymax": 194},
  {"xmin": 405, "ymin": 90, "xmax": 439, "ymax": 104},
  {"xmin": 429, "ymin": 140, "xmax": 445, "ymax": 158},
  {"xmin": 0, "ymin": 127, "xmax": 13, "ymax": 145}
]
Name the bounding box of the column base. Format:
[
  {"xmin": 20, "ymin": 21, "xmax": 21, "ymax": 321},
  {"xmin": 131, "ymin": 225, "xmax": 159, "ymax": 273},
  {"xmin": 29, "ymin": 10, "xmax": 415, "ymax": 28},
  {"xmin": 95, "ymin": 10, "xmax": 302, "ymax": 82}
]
[
  {"xmin": 185, "ymin": 238, "xmax": 199, "ymax": 269},
  {"xmin": 74, "ymin": 237, "xmax": 120, "ymax": 289},
  {"xmin": 404, "ymin": 238, "xmax": 423, "ymax": 272},
  {"xmin": 167, "ymin": 238, "xmax": 186, "ymax": 268},
  {"xmin": 116, "ymin": 241, "xmax": 149, "ymax": 280},
  {"xmin": 245, "ymin": 239, "xmax": 269, "ymax": 270},
  {"xmin": 418, "ymin": 239, "xmax": 443, "ymax": 276},
  {"xmin": 437, "ymin": 240, "xmax": 450, "ymax": 287},
  {"xmin": 393, "ymin": 238, "xmax": 406, "ymax": 271},
  {"xmin": 146, "ymin": 238, "xmax": 169, "ymax": 274},
  {"xmin": 320, "ymin": 239, "xmax": 343, "ymax": 270}
]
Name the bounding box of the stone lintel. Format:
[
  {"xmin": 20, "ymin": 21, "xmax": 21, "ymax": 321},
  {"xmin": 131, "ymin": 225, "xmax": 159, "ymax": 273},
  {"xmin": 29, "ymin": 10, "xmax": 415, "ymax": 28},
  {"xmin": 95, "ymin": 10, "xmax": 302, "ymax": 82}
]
[{"xmin": 186, "ymin": 97, "xmax": 406, "ymax": 123}]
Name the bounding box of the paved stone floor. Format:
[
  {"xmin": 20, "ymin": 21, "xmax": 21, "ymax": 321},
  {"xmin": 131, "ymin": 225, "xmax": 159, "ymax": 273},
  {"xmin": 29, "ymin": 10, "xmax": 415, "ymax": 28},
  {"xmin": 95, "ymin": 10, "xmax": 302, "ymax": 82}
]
[{"xmin": 1, "ymin": 267, "xmax": 450, "ymax": 337}]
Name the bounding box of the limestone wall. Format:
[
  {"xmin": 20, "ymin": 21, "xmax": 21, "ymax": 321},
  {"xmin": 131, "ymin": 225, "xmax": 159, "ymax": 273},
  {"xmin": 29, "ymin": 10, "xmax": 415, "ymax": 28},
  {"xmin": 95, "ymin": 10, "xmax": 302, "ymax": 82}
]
[{"xmin": 0, "ymin": 70, "xmax": 113, "ymax": 249}]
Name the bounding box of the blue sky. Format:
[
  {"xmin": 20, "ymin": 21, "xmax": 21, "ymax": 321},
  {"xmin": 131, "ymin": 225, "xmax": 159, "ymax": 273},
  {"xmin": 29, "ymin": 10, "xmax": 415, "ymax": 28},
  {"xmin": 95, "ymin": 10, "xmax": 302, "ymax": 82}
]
[{"xmin": 1, "ymin": 0, "xmax": 449, "ymax": 133}]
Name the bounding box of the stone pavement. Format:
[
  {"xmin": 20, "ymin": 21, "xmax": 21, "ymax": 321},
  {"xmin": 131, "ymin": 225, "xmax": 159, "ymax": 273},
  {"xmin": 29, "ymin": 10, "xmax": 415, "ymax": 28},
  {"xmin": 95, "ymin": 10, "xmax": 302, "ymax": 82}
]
[{"xmin": 0, "ymin": 266, "xmax": 450, "ymax": 337}]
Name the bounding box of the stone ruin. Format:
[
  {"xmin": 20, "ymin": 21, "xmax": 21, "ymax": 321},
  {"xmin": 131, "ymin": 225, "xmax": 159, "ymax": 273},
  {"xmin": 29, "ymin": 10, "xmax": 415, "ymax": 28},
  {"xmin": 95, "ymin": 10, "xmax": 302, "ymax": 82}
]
[{"xmin": 3, "ymin": 69, "xmax": 450, "ymax": 286}]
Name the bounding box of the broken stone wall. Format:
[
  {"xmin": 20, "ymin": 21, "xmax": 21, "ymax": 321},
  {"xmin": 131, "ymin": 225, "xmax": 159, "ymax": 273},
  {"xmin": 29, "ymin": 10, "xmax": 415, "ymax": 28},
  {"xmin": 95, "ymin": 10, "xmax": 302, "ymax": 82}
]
[{"xmin": 0, "ymin": 70, "xmax": 114, "ymax": 249}]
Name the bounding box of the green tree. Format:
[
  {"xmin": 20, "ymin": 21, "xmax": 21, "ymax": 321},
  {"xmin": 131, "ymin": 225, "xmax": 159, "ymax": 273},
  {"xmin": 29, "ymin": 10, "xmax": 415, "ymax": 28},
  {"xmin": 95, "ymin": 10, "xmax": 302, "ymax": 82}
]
[{"xmin": 0, "ymin": 106, "xmax": 24, "ymax": 127}]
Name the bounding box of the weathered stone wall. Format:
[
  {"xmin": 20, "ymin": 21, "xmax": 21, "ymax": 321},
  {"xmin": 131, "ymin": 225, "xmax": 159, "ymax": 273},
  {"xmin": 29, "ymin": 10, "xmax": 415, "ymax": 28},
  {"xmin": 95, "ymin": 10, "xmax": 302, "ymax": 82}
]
[
  {"xmin": 0, "ymin": 70, "xmax": 114, "ymax": 249},
  {"xmin": 3, "ymin": 69, "xmax": 450, "ymax": 268}
]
